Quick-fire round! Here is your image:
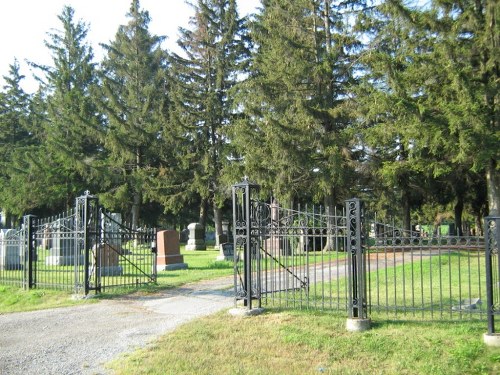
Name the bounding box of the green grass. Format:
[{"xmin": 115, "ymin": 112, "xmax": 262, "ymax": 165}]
[
  {"xmin": 261, "ymin": 250, "xmax": 486, "ymax": 319},
  {"xmin": 0, "ymin": 285, "xmax": 93, "ymax": 313},
  {"xmin": 366, "ymin": 251, "xmax": 485, "ymax": 315},
  {"xmin": 154, "ymin": 247, "xmax": 234, "ymax": 288},
  {"xmin": 107, "ymin": 308, "xmax": 500, "ymax": 375},
  {"xmin": 0, "ymin": 246, "xmax": 233, "ymax": 312}
]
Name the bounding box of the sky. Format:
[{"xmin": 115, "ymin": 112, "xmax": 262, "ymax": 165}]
[{"xmin": 0, "ymin": 0, "xmax": 259, "ymax": 93}]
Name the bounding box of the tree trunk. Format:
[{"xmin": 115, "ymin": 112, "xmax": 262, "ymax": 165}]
[
  {"xmin": 323, "ymin": 188, "xmax": 336, "ymax": 251},
  {"xmin": 454, "ymin": 196, "xmax": 464, "ymax": 236},
  {"xmin": 131, "ymin": 191, "xmax": 141, "ymax": 231},
  {"xmin": 213, "ymin": 204, "xmax": 223, "ymax": 247},
  {"xmin": 402, "ymin": 187, "xmax": 411, "ymax": 235},
  {"xmin": 486, "ymin": 159, "xmax": 500, "ymax": 216},
  {"xmin": 199, "ymin": 197, "xmax": 208, "ymax": 228}
]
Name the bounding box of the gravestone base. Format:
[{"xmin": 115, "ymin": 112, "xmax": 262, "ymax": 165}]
[
  {"xmin": 46, "ymin": 255, "xmax": 84, "ymax": 266},
  {"xmin": 185, "ymin": 239, "xmax": 206, "ymax": 251},
  {"xmin": 157, "ymin": 262, "xmax": 188, "ymax": 271},
  {"xmin": 98, "ymin": 265, "xmax": 123, "ymax": 276},
  {"xmin": 0, "ymin": 261, "xmax": 22, "ymax": 271}
]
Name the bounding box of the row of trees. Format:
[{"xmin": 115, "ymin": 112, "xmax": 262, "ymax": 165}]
[{"xmin": 0, "ymin": 0, "xmax": 497, "ymax": 237}]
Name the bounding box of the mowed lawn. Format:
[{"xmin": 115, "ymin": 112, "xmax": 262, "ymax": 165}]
[{"xmin": 107, "ymin": 308, "xmax": 500, "ymax": 375}]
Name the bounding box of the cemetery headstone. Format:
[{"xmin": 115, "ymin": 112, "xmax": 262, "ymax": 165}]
[
  {"xmin": 45, "ymin": 217, "xmax": 81, "ymax": 266},
  {"xmin": 185, "ymin": 223, "xmax": 206, "ymax": 250},
  {"xmin": 93, "ymin": 243, "xmax": 122, "ymax": 276},
  {"xmin": 0, "ymin": 229, "xmax": 22, "ymax": 270},
  {"xmin": 156, "ymin": 230, "xmax": 188, "ymax": 270},
  {"xmin": 95, "ymin": 213, "xmax": 123, "ymax": 276},
  {"xmin": 180, "ymin": 228, "xmax": 189, "ymax": 243},
  {"xmin": 216, "ymin": 242, "xmax": 234, "ymax": 261}
]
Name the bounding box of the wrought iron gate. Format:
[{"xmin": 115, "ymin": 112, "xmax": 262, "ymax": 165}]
[
  {"xmin": 232, "ymin": 178, "xmax": 486, "ymax": 322},
  {"xmin": 0, "ymin": 192, "xmax": 157, "ymax": 295},
  {"xmin": 232, "ymin": 178, "xmax": 367, "ymax": 319}
]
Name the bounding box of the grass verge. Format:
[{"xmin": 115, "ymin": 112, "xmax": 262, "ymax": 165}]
[
  {"xmin": 0, "ymin": 248, "xmax": 232, "ymax": 312},
  {"xmin": 108, "ymin": 309, "xmax": 500, "ymax": 375},
  {"xmin": 0, "ymin": 285, "xmax": 92, "ymax": 313}
]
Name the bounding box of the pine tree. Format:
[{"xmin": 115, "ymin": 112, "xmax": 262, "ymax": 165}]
[
  {"xmin": 99, "ymin": 0, "xmax": 168, "ymax": 228},
  {"xmin": 31, "ymin": 6, "xmax": 104, "ymax": 209},
  {"xmin": 423, "ymin": 0, "xmax": 499, "ymax": 215},
  {"xmin": 165, "ymin": 0, "xmax": 248, "ymax": 235},
  {"xmin": 233, "ymin": 0, "xmax": 359, "ymax": 207},
  {"xmin": 0, "ymin": 61, "xmax": 32, "ymax": 222}
]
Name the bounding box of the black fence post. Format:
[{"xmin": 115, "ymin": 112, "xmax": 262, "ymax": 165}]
[
  {"xmin": 485, "ymin": 217, "xmax": 500, "ymax": 336},
  {"xmin": 76, "ymin": 191, "xmax": 99, "ymax": 295},
  {"xmin": 232, "ymin": 177, "xmax": 260, "ymax": 310},
  {"xmin": 345, "ymin": 198, "xmax": 370, "ymax": 331},
  {"xmin": 23, "ymin": 215, "xmax": 36, "ymax": 289}
]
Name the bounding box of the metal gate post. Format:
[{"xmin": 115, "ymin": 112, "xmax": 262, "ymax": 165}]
[
  {"xmin": 484, "ymin": 217, "xmax": 500, "ymax": 342},
  {"xmin": 232, "ymin": 177, "xmax": 261, "ymax": 311},
  {"xmin": 76, "ymin": 191, "xmax": 100, "ymax": 295},
  {"xmin": 23, "ymin": 215, "xmax": 36, "ymax": 289},
  {"xmin": 345, "ymin": 198, "xmax": 370, "ymax": 331}
]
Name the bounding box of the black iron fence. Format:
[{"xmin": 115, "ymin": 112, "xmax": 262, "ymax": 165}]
[
  {"xmin": 366, "ymin": 223, "xmax": 485, "ymax": 319},
  {"xmin": 0, "ymin": 193, "xmax": 157, "ymax": 295},
  {"xmin": 232, "ymin": 179, "xmax": 487, "ymax": 322}
]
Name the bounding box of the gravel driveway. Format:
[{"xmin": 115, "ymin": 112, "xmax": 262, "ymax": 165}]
[{"xmin": 0, "ymin": 277, "xmax": 234, "ymax": 375}]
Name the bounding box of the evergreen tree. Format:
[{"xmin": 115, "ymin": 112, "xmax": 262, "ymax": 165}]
[
  {"xmin": 164, "ymin": 0, "xmax": 248, "ymax": 234},
  {"xmin": 354, "ymin": 0, "xmax": 431, "ymax": 230},
  {"xmin": 423, "ymin": 0, "xmax": 499, "ymax": 215},
  {"xmin": 0, "ymin": 61, "xmax": 32, "ymax": 222},
  {"xmin": 31, "ymin": 6, "xmax": 104, "ymax": 209},
  {"xmin": 99, "ymin": 0, "xmax": 168, "ymax": 228},
  {"xmin": 233, "ymin": 0, "xmax": 359, "ymax": 208}
]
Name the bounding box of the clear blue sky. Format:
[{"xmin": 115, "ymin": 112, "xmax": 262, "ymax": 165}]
[{"xmin": 0, "ymin": 0, "xmax": 258, "ymax": 92}]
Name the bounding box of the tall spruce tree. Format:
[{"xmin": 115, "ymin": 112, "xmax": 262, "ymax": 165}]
[
  {"xmin": 165, "ymin": 0, "xmax": 247, "ymax": 234},
  {"xmin": 354, "ymin": 0, "xmax": 430, "ymax": 230},
  {"xmin": 31, "ymin": 6, "xmax": 103, "ymax": 209},
  {"xmin": 99, "ymin": 0, "xmax": 168, "ymax": 228},
  {"xmin": 423, "ymin": 0, "xmax": 499, "ymax": 215},
  {"xmin": 0, "ymin": 61, "xmax": 32, "ymax": 222},
  {"xmin": 233, "ymin": 0, "xmax": 359, "ymax": 208}
]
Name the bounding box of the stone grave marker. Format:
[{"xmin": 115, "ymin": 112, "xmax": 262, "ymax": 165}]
[
  {"xmin": 0, "ymin": 229, "xmax": 22, "ymax": 270},
  {"xmin": 156, "ymin": 230, "xmax": 188, "ymax": 270},
  {"xmin": 185, "ymin": 223, "xmax": 206, "ymax": 250},
  {"xmin": 45, "ymin": 217, "xmax": 81, "ymax": 266},
  {"xmin": 216, "ymin": 242, "xmax": 234, "ymax": 261}
]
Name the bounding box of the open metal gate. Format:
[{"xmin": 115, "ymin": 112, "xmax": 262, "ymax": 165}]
[
  {"xmin": 0, "ymin": 192, "xmax": 157, "ymax": 295},
  {"xmin": 232, "ymin": 178, "xmax": 367, "ymax": 320},
  {"xmin": 232, "ymin": 178, "xmax": 486, "ymax": 323}
]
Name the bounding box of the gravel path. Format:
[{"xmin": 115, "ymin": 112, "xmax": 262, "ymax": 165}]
[{"xmin": 0, "ymin": 277, "xmax": 234, "ymax": 375}]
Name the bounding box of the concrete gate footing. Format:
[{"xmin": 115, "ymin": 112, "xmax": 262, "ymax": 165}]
[
  {"xmin": 346, "ymin": 318, "xmax": 371, "ymax": 332},
  {"xmin": 228, "ymin": 307, "xmax": 265, "ymax": 317},
  {"xmin": 483, "ymin": 333, "xmax": 500, "ymax": 347}
]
